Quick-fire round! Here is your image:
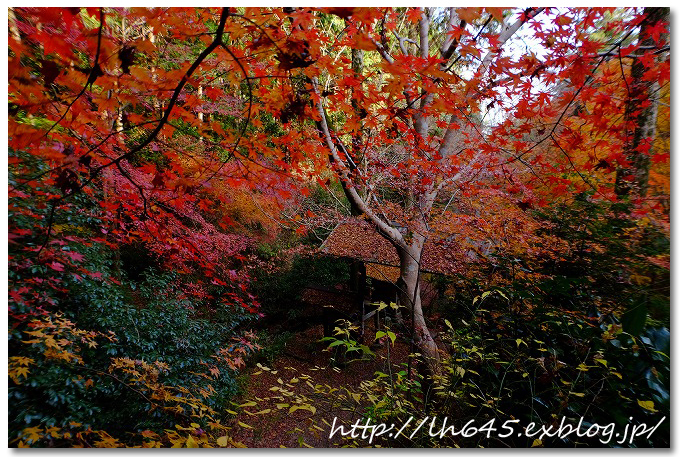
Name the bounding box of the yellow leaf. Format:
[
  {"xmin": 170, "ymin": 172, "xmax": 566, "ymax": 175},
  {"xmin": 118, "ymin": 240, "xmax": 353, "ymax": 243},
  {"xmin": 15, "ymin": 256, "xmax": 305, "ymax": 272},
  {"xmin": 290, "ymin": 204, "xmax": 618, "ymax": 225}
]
[
  {"xmin": 185, "ymin": 436, "xmax": 198, "ymax": 448},
  {"xmin": 637, "ymin": 400, "xmax": 657, "ymax": 412},
  {"xmin": 10, "ymin": 356, "xmax": 34, "ymax": 366},
  {"xmin": 45, "ymin": 426, "xmax": 61, "ymax": 438},
  {"xmin": 22, "ymin": 426, "xmax": 43, "ymax": 443},
  {"xmin": 618, "ymin": 391, "xmax": 632, "ymax": 401},
  {"xmin": 216, "ymin": 436, "xmax": 230, "ymax": 447},
  {"xmin": 44, "ymin": 335, "xmax": 59, "ymax": 348}
]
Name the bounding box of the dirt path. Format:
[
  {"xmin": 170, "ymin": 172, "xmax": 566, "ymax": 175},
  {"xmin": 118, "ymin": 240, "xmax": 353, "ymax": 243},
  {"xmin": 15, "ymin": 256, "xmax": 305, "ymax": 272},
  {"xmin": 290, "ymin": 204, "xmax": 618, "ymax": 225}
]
[{"xmin": 230, "ymin": 321, "xmax": 412, "ymax": 448}]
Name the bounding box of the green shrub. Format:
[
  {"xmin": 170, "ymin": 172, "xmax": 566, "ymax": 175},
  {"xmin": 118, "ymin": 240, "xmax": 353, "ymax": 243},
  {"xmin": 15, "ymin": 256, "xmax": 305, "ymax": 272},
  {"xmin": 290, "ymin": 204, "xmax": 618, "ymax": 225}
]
[{"xmin": 252, "ymin": 254, "xmax": 350, "ymax": 317}]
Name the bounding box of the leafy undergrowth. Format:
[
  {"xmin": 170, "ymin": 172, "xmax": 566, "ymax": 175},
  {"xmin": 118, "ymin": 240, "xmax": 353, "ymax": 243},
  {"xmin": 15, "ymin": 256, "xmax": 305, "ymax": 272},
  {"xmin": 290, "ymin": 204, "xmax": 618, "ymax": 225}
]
[
  {"xmin": 231, "ymin": 322, "xmax": 414, "ymax": 448},
  {"xmin": 229, "ymin": 296, "xmax": 670, "ymax": 448}
]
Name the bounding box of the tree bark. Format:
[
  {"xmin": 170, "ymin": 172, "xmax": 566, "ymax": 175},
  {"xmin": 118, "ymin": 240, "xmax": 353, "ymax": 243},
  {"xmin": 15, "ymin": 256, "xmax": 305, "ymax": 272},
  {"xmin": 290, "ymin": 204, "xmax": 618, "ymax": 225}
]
[
  {"xmin": 350, "ymin": 47, "xmax": 364, "ymax": 155},
  {"xmin": 615, "ymin": 7, "xmax": 669, "ymax": 198},
  {"xmin": 197, "ymin": 85, "xmax": 204, "ymax": 122},
  {"xmin": 397, "ymin": 237, "xmax": 442, "ymax": 377}
]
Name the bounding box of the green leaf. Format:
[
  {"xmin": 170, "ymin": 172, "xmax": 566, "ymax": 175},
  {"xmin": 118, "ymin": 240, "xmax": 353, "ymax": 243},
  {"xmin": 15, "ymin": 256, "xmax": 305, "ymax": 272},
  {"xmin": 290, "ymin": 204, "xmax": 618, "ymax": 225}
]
[
  {"xmin": 359, "ymin": 344, "xmax": 374, "ymax": 356},
  {"xmin": 622, "ymin": 299, "xmax": 647, "ymax": 336},
  {"xmin": 328, "ymin": 340, "xmax": 345, "ymax": 348}
]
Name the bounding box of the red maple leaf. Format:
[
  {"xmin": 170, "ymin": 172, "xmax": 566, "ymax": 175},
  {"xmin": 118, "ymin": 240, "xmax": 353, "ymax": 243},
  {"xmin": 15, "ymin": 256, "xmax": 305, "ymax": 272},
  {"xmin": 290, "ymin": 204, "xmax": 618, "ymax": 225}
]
[{"xmin": 48, "ymin": 261, "xmax": 64, "ymax": 272}]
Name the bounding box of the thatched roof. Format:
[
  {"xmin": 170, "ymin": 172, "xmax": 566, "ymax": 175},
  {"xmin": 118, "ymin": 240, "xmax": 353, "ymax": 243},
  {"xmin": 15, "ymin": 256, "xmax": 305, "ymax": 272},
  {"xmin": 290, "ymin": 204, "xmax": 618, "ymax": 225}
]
[{"xmin": 320, "ymin": 219, "xmax": 465, "ymax": 277}]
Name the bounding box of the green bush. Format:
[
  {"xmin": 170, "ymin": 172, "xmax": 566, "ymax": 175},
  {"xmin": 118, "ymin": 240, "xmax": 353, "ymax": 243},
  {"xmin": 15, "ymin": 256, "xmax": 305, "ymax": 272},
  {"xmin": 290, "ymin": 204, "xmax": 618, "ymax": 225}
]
[
  {"xmin": 252, "ymin": 254, "xmax": 350, "ymax": 318},
  {"xmin": 435, "ymin": 293, "xmax": 669, "ymax": 447},
  {"xmin": 9, "ymin": 148, "xmax": 258, "ymax": 443}
]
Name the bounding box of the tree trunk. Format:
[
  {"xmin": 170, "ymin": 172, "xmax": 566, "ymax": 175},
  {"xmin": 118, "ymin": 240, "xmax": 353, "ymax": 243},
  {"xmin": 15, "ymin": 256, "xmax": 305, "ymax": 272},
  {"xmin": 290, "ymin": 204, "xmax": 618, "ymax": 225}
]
[
  {"xmin": 396, "ymin": 237, "xmax": 442, "ymax": 378},
  {"xmin": 615, "ymin": 7, "xmax": 669, "ymax": 198},
  {"xmin": 148, "ymin": 28, "xmax": 161, "ymax": 116},
  {"xmin": 350, "ymin": 47, "xmax": 364, "ymax": 155},
  {"xmin": 197, "ymin": 85, "xmax": 204, "ymax": 143}
]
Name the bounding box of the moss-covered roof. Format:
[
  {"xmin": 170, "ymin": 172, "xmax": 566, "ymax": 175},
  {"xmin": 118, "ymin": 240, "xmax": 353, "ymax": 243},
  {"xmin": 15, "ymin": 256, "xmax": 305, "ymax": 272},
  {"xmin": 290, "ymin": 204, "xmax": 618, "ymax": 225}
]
[{"xmin": 320, "ymin": 219, "xmax": 464, "ymax": 276}]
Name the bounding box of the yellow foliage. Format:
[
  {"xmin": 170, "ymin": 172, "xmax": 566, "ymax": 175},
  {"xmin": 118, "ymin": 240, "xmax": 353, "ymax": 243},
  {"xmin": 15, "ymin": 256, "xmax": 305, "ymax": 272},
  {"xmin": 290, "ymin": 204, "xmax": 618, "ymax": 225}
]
[
  {"xmin": 19, "ymin": 314, "xmax": 117, "ymax": 365},
  {"xmin": 8, "ymin": 356, "xmax": 34, "ymax": 384}
]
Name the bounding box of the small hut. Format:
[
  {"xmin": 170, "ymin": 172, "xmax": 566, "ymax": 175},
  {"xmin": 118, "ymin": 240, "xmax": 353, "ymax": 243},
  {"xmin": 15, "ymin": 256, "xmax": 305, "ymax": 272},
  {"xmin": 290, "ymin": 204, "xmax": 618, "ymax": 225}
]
[{"xmin": 317, "ymin": 219, "xmax": 466, "ymax": 335}]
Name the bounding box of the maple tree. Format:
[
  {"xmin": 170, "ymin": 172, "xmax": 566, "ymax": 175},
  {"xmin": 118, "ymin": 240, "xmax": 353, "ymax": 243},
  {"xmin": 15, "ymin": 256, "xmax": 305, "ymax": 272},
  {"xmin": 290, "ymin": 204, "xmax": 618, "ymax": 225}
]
[
  {"xmin": 8, "ymin": 6, "xmax": 670, "ymax": 447},
  {"xmin": 204, "ymin": 6, "xmax": 668, "ymax": 375}
]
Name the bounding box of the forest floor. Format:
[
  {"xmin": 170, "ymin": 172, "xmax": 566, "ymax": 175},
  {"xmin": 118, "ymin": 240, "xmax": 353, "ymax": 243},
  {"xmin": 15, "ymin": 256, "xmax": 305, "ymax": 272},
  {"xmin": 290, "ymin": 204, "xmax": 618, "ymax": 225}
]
[{"xmin": 230, "ymin": 316, "xmax": 413, "ymax": 448}]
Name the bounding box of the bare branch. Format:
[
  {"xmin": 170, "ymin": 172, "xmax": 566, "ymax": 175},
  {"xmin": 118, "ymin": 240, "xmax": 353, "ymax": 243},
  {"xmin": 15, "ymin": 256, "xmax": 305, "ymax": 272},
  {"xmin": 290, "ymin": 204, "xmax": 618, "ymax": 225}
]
[
  {"xmin": 476, "ymin": 8, "xmax": 544, "ymax": 75},
  {"xmin": 419, "ymin": 7, "xmax": 429, "ymax": 59},
  {"xmin": 440, "ymin": 8, "xmax": 465, "ymax": 61},
  {"xmin": 311, "ymin": 78, "xmax": 406, "ymax": 247}
]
